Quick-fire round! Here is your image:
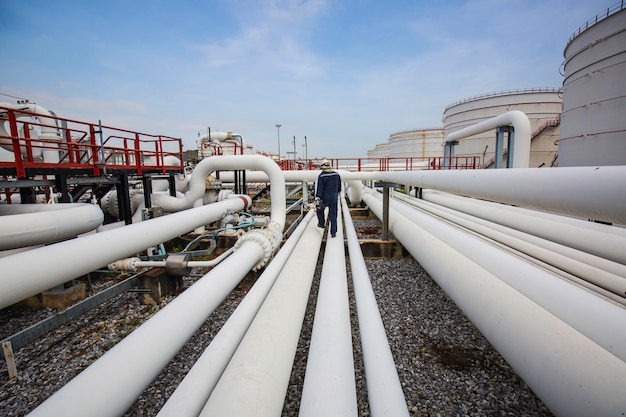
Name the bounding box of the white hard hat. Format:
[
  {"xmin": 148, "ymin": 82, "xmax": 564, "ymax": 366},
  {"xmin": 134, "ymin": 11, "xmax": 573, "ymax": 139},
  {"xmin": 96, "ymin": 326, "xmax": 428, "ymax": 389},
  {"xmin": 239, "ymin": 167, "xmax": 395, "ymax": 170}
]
[{"xmin": 320, "ymin": 159, "xmax": 330, "ymax": 167}]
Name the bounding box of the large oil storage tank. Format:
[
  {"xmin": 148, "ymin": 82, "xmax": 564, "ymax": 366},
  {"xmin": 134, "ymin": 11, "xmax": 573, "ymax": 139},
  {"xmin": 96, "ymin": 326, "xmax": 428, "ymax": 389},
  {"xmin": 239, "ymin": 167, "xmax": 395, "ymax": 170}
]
[
  {"xmin": 388, "ymin": 127, "xmax": 444, "ymax": 159},
  {"xmin": 367, "ymin": 142, "xmax": 390, "ymax": 159},
  {"xmin": 442, "ymin": 89, "xmax": 562, "ymax": 168},
  {"xmin": 559, "ymin": 4, "xmax": 626, "ymax": 167}
]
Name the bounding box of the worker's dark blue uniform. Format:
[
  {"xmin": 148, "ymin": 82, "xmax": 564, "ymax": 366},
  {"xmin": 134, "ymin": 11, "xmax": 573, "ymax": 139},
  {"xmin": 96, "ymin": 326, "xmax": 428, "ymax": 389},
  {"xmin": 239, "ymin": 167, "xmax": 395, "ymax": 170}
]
[{"xmin": 315, "ymin": 168, "xmax": 341, "ymax": 236}]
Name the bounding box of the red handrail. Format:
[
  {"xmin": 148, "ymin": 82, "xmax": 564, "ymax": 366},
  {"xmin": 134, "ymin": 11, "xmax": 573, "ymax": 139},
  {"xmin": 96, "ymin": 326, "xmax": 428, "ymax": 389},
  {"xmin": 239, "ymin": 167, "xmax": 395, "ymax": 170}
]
[{"xmin": 0, "ymin": 105, "xmax": 183, "ymax": 178}]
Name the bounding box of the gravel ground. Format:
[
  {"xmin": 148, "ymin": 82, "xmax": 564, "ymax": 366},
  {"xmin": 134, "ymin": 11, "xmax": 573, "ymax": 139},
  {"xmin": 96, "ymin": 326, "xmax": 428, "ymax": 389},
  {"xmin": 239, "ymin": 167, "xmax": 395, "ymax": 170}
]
[{"xmin": 0, "ymin": 218, "xmax": 552, "ymax": 417}]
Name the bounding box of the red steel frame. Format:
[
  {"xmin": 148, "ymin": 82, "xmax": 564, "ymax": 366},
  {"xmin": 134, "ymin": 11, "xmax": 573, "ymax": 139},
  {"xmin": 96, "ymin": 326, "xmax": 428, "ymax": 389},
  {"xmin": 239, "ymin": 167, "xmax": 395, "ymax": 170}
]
[{"xmin": 0, "ymin": 105, "xmax": 184, "ymax": 178}]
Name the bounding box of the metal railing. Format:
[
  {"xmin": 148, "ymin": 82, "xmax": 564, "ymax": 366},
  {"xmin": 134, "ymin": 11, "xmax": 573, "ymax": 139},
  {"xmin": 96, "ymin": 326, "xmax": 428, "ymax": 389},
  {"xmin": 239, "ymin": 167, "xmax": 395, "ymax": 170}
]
[
  {"xmin": 0, "ymin": 105, "xmax": 184, "ymax": 178},
  {"xmin": 567, "ymin": 0, "xmax": 626, "ymax": 46},
  {"xmin": 443, "ymin": 88, "xmax": 562, "ymax": 112}
]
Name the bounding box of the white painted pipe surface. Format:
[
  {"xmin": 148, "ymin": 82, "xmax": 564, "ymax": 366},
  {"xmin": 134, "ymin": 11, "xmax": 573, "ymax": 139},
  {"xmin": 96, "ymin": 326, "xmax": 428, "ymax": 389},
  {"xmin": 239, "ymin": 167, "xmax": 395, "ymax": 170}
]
[
  {"xmin": 362, "ymin": 191, "xmax": 626, "ymax": 417},
  {"xmin": 152, "ymin": 155, "xmax": 286, "ymax": 231},
  {"xmin": 299, "ymin": 201, "xmax": 358, "ymax": 417},
  {"xmin": 367, "ymin": 188, "xmax": 626, "ymax": 361},
  {"xmin": 341, "ymin": 198, "xmax": 409, "ymax": 417},
  {"xmin": 0, "ymin": 203, "xmax": 104, "ymax": 250},
  {"xmin": 156, "ymin": 211, "xmax": 315, "ymax": 417},
  {"xmin": 0, "ymin": 196, "xmax": 250, "ymax": 309},
  {"xmin": 377, "ymin": 165, "xmax": 626, "ymax": 225},
  {"xmin": 199, "ymin": 215, "xmax": 324, "ymax": 417},
  {"xmin": 421, "ymin": 189, "xmax": 626, "ymax": 265},
  {"xmin": 445, "ymin": 110, "xmax": 531, "ymax": 168},
  {"xmin": 394, "ymin": 192, "xmax": 626, "ymax": 297},
  {"xmin": 26, "ymin": 240, "xmax": 265, "ymax": 417}
]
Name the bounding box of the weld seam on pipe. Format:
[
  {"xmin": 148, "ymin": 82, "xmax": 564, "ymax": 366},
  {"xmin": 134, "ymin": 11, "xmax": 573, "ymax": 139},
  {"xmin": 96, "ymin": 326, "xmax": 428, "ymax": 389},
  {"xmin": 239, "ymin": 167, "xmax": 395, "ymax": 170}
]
[
  {"xmin": 199, "ymin": 215, "xmax": 324, "ymax": 417},
  {"xmin": 26, "ymin": 241, "xmax": 265, "ymax": 417},
  {"xmin": 421, "ymin": 189, "xmax": 626, "ymax": 265},
  {"xmin": 156, "ymin": 211, "xmax": 316, "ymax": 417},
  {"xmin": 362, "ymin": 192, "xmax": 626, "ymax": 417},
  {"xmin": 341, "ymin": 198, "xmax": 409, "ymax": 417},
  {"xmin": 299, "ymin": 202, "xmax": 358, "ymax": 417},
  {"xmin": 367, "ymin": 188, "xmax": 626, "ymax": 362},
  {"xmin": 0, "ymin": 197, "xmax": 249, "ymax": 309},
  {"xmin": 394, "ymin": 192, "xmax": 626, "ymax": 295}
]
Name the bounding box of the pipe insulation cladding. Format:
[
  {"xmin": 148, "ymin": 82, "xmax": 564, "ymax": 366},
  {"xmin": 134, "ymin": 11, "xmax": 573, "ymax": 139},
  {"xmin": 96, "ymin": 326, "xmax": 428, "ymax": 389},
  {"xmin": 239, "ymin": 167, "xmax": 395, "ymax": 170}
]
[
  {"xmin": 26, "ymin": 241, "xmax": 265, "ymax": 417},
  {"xmin": 377, "ymin": 165, "xmax": 626, "ymax": 225},
  {"xmin": 362, "ymin": 191, "xmax": 626, "ymax": 417},
  {"xmin": 0, "ymin": 196, "xmax": 250, "ymax": 310}
]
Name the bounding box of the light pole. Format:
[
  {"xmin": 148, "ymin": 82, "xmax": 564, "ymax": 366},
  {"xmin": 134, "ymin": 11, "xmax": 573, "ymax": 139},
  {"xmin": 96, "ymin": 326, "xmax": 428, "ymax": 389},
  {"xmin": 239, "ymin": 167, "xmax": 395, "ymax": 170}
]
[
  {"xmin": 292, "ymin": 135, "xmax": 297, "ymax": 164},
  {"xmin": 275, "ymin": 124, "xmax": 281, "ymax": 159},
  {"xmin": 303, "ymin": 135, "xmax": 308, "ymax": 161}
]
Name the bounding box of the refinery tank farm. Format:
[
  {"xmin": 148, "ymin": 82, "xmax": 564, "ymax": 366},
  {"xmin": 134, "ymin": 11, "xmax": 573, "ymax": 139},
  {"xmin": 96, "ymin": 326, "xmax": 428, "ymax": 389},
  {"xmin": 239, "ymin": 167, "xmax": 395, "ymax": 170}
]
[{"xmin": 2, "ymin": 3, "xmax": 626, "ymax": 417}]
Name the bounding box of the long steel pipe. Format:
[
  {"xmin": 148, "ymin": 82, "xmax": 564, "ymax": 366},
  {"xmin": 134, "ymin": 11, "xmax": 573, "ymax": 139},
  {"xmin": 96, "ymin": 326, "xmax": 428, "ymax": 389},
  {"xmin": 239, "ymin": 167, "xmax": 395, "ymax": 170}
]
[
  {"xmin": 26, "ymin": 241, "xmax": 265, "ymax": 417},
  {"xmin": 377, "ymin": 165, "xmax": 626, "ymax": 225},
  {"xmin": 421, "ymin": 189, "xmax": 626, "ymax": 265},
  {"xmin": 341, "ymin": 197, "xmax": 410, "ymax": 417},
  {"xmin": 365, "ymin": 188, "xmax": 626, "ymax": 361},
  {"xmin": 299, "ymin": 202, "xmax": 358, "ymax": 417},
  {"xmin": 0, "ymin": 203, "xmax": 104, "ymax": 250},
  {"xmin": 199, "ymin": 215, "xmax": 324, "ymax": 417},
  {"xmin": 362, "ymin": 191, "xmax": 626, "ymax": 417},
  {"xmin": 393, "ymin": 192, "xmax": 626, "ymax": 298},
  {"xmin": 0, "ymin": 196, "xmax": 250, "ymax": 309},
  {"xmin": 156, "ymin": 211, "xmax": 316, "ymax": 417}
]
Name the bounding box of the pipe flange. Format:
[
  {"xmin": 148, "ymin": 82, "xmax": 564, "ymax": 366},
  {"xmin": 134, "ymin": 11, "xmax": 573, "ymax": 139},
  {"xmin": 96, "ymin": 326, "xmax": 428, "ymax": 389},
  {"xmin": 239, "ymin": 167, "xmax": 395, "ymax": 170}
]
[
  {"xmin": 108, "ymin": 257, "xmax": 140, "ymax": 272},
  {"xmin": 234, "ymin": 230, "xmax": 273, "ymax": 271}
]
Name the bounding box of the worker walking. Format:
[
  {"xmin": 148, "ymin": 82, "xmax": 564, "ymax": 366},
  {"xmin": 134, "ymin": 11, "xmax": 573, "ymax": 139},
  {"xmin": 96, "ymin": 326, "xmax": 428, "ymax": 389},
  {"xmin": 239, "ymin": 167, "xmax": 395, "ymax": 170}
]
[{"xmin": 315, "ymin": 159, "xmax": 341, "ymax": 237}]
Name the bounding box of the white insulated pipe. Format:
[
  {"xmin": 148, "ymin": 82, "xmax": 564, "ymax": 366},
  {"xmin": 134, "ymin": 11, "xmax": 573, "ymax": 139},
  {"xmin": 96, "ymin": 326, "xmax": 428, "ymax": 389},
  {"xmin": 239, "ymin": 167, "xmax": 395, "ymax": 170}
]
[
  {"xmin": 199, "ymin": 215, "xmax": 325, "ymax": 417},
  {"xmin": 152, "ymin": 155, "xmax": 285, "ymax": 230},
  {"xmin": 341, "ymin": 198, "xmax": 409, "ymax": 417},
  {"xmin": 377, "ymin": 165, "xmax": 626, "ymax": 225},
  {"xmin": 366, "ymin": 188, "xmax": 626, "ymax": 361},
  {"xmin": 0, "ymin": 203, "xmax": 104, "ymax": 250},
  {"xmin": 393, "ymin": 192, "xmax": 626, "ymax": 297},
  {"xmin": 445, "ymin": 110, "xmax": 531, "ymax": 168},
  {"xmin": 0, "ymin": 196, "xmax": 250, "ymax": 309},
  {"xmin": 26, "ymin": 241, "xmax": 265, "ymax": 417},
  {"xmin": 421, "ymin": 189, "xmax": 626, "ymax": 265},
  {"xmin": 157, "ymin": 210, "xmax": 316, "ymax": 417},
  {"xmin": 299, "ymin": 202, "xmax": 358, "ymax": 417},
  {"xmin": 362, "ymin": 192, "xmax": 626, "ymax": 417}
]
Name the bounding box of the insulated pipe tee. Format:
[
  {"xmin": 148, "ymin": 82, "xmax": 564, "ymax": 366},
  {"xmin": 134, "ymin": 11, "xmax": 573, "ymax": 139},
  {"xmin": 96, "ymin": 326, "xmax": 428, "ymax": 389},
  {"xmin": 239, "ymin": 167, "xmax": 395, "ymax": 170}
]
[{"xmin": 445, "ymin": 110, "xmax": 531, "ymax": 168}]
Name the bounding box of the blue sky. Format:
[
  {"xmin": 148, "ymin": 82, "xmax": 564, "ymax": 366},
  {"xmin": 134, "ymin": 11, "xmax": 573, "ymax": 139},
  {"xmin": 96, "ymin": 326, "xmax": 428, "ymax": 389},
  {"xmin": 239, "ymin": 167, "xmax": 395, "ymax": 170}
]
[{"xmin": 0, "ymin": 0, "xmax": 606, "ymax": 158}]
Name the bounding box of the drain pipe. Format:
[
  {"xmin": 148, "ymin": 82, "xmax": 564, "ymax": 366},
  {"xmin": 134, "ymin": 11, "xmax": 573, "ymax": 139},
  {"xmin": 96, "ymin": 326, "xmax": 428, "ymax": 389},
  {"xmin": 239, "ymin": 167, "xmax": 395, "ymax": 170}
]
[
  {"xmin": 362, "ymin": 191, "xmax": 626, "ymax": 417},
  {"xmin": 0, "ymin": 196, "xmax": 250, "ymax": 309},
  {"xmin": 445, "ymin": 110, "xmax": 531, "ymax": 168},
  {"xmin": 341, "ymin": 198, "xmax": 409, "ymax": 417},
  {"xmin": 366, "ymin": 188, "xmax": 626, "ymax": 361},
  {"xmin": 300, "ymin": 200, "xmax": 358, "ymax": 417},
  {"xmin": 157, "ymin": 210, "xmax": 316, "ymax": 417},
  {"xmin": 0, "ymin": 203, "xmax": 104, "ymax": 250},
  {"xmin": 377, "ymin": 165, "xmax": 626, "ymax": 225},
  {"xmin": 26, "ymin": 240, "xmax": 265, "ymax": 417},
  {"xmin": 199, "ymin": 216, "xmax": 324, "ymax": 417}
]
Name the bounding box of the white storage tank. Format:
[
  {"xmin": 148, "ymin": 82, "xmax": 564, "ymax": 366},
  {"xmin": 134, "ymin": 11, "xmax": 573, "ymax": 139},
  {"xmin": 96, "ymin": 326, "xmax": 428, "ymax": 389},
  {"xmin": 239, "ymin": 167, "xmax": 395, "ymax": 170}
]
[
  {"xmin": 560, "ymin": 4, "xmax": 626, "ymax": 166},
  {"xmin": 367, "ymin": 142, "xmax": 390, "ymax": 159},
  {"xmin": 388, "ymin": 127, "xmax": 444, "ymax": 159},
  {"xmin": 442, "ymin": 89, "xmax": 562, "ymax": 168}
]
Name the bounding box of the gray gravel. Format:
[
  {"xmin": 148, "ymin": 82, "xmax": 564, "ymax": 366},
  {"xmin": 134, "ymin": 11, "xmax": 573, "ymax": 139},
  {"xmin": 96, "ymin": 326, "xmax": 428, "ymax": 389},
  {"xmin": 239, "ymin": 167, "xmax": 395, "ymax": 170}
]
[{"xmin": 0, "ymin": 218, "xmax": 552, "ymax": 417}]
